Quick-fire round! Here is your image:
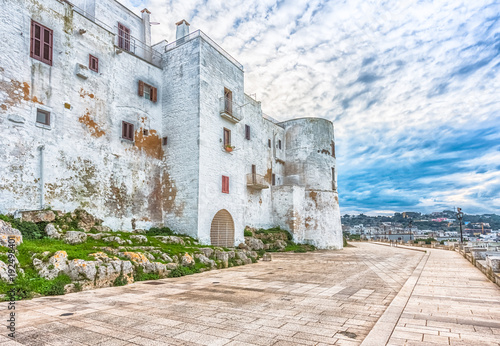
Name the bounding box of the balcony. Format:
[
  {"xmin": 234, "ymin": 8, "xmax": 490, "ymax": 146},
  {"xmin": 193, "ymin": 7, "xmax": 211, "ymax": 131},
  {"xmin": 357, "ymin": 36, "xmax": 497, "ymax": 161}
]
[
  {"xmin": 246, "ymin": 173, "xmax": 269, "ymax": 190},
  {"xmin": 220, "ymin": 97, "xmax": 242, "ymax": 123}
]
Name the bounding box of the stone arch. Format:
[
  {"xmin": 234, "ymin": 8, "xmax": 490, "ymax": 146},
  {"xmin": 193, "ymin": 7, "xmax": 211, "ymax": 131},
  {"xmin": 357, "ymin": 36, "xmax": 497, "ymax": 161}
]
[{"xmin": 210, "ymin": 209, "xmax": 235, "ymax": 247}]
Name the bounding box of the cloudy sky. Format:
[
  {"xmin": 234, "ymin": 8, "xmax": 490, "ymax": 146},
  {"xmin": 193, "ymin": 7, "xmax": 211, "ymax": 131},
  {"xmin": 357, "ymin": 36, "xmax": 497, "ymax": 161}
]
[{"xmin": 120, "ymin": 0, "xmax": 500, "ymax": 216}]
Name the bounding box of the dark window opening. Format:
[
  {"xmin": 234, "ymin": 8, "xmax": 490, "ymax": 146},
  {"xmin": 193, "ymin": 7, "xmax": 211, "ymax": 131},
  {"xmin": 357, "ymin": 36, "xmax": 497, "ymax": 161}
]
[
  {"xmin": 245, "ymin": 124, "xmax": 251, "ymax": 140},
  {"xmin": 331, "ymin": 141, "xmax": 336, "ymax": 158},
  {"xmin": 272, "ymin": 173, "xmax": 276, "ymax": 186},
  {"xmin": 223, "ymin": 128, "xmax": 231, "ymax": 147},
  {"xmin": 118, "ymin": 23, "xmax": 130, "ymax": 51},
  {"xmin": 122, "ymin": 121, "xmax": 134, "ymax": 141},
  {"xmin": 36, "ymin": 109, "xmax": 50, "ymax": 125},
  {"xmin": 268, "ymin": 139, "xmax": 271, "ymax": 148},
  {"xmin": 30, "ymin": 20, "xmax": 53, "ymax": 65},
  {"xmin": 278, "ymin": 140, "xmax": 282, "ymax": 150},
  {"xmin": 162, "ymin": 136, "xmax": 168, "ymax": 146},
  {"xmin": 332, "ymin": 167, "xmax": 336, "ymax": 190},
  {"xmin": 222, "ymin": 175, "xmax": 229, "ymax": 194},
  {"xmin": 224, "ymin": 88, "xmax": 233, "ymax": 115},
  {"xmin": 143, "ymin": 129, "xmax": 149, "ymax": 136},
  {"xmin": 89, "ymin": 54, "xmax": 98, "ymax": 72}
]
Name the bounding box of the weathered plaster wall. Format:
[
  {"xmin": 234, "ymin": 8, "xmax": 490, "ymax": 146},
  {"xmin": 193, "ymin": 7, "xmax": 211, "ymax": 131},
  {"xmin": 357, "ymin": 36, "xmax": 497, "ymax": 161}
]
[
  {"xmin": 0, "ymin": 0, "xmax": 164, "ymax": 230},
  {"xmin": 197, "ymin": 38, "xmax": 245, "ymax": 245},
  {"xmin": 160, "ymin": 37, "xmax": 201, "ymax": 237}
]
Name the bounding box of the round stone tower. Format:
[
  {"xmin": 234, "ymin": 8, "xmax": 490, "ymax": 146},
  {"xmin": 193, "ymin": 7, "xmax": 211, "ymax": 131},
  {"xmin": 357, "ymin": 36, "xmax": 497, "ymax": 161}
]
[{"xmin": 275, "ymin": 117, "xmax": 342, "ymax": 249}]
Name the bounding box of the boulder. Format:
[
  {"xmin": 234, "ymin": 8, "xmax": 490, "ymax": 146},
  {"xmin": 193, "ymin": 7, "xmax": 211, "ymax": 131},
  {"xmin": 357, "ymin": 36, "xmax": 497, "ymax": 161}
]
[
  {"xmin": 45, "ymin": 223, "xmax": 63, "ymax": 239},
  {"xmin": 199, "ymin": 248, "xmax": 214, "ymax": 258},
  {"xmin": 149, "ymin": 250, "xmax": 173, "ymax": 263},
  {"xmin": 144, "ymin": 262, "xmax": 168, "ymax": 276},
  {"xmin": 238, "ymin": 243, "xmax": 248, "ymax": 250},
  {"xmin": 64, "ymin": 231, "xmax": 87, "ymax": 245},
  {"xmin": 130, "ymin": 235, "xmax": 148, "ymax": 243},
  {"xmin": 226, "ymin": 251, "xmax": 235, "ymax": 259},
  {"xmin": 34, "ymin": 251, "xmax": 69, "ymax": 280},
  {"xmin": 155, "ymin": 236, "xmax": 185, "ymax": 245},
  {"xmin": 215, "ymin": 250, "xmax": 229, "ymax": 268},
  {"xmin": 244, "ymin": 237, "xmax": 264, "ymax": 251},
  {"xmin": 20, "ymin": 210, "xmax": 56, "ymax": 223},
  {"xmin": 235, "ymin": 251, "xmax": 248, "ymax": 261},
  {"xmin": 102, "ymin": 236, "xmax": 131, "ymax": 245},
  {"xmin": 0, "ymin": 261, "xmax": 11, "ymax": 282},
  {"xmin": 166, "ymin": 263, "xmax": 178, "ymax": 270},
  {"xmin": 121, "ymin": 252, "xmax": 150, "ymax": 265},
  {"xmin": 0, "ymin": 220, "xmax": 23, "ymax": 247},
  {"xmin": 67, "ymin": 259, "xmax": 97, "ymax": 281},
  {"xmin": 143, "ymin": 252, "xmax": 156, "ymax": 261},
  {"xmin": 181, "ymin": 253, "xmax": 194, "ymax": 266},
  {"xmin": 195, "ymin": 254, "xmax": 216, "ymax": 267},
  {"xmin": 247, "ymin": 251, "xmax": 258, "ymax": 259},
  {"xmin": 274, "ymin": 240, "xmax": 287, "ymax": 250},
  {"xmin": 93, "ymin": 225, "xmax": 112, "ymax": 233},
  {"xmin": 132, "ymin": 229, "xmax": 146, "ymax": 234},
  {"xmin": 75, "ymin": 209, "xmax": 102, "ymax": 231},
  {"xmin": 262, "ymin": 253, "xmax": 272, "ymax": 261},
  {"xmin": 86, "ymin": 233, "xmax": 104, "ymax": 240}
]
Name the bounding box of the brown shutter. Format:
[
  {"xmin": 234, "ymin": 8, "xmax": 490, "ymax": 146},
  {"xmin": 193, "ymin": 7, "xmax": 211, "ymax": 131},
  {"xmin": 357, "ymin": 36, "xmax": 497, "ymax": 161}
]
[
  {"xmin": 245, "ymin": 125, "xmax": 250, "ymax": 140},
  {"xmin": 129, "ymin": 123, "xmax": 134, "ymax": 140},
  {"xmin": 30, "ymin": 21, "xmax": 34, "ymax": 57},
  {"xmin": 152, "ymin": 87, "xmax": 157, "ymax": 102},
  {"xmin": 138, "ymin": 80, "xmax": 144, "ymax": 97},
  {"xmin": 122, "ymin": 121, "xmax": 126, "ymax": 138},
  {"xmin": 47, "ymin": 28, "xmax": 53, "ymax": 65}
]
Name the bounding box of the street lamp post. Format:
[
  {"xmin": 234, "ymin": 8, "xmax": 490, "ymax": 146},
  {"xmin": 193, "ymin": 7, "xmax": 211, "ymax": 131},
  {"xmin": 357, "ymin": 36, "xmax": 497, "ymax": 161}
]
[{"xmin": 456, "ymin": 208, "xmax": 464, "ymax": 243}]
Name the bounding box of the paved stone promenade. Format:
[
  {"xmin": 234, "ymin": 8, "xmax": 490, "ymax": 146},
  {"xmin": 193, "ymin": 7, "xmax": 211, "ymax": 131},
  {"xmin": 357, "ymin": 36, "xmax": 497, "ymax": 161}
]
[{"xmin": 1, "ymin": 243, "xmax": 499, "ymax": 345}]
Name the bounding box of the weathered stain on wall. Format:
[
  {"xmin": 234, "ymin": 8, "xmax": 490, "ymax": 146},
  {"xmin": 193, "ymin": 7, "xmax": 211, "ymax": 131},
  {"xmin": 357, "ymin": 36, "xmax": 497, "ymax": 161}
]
[
  {"xmin": 134, "ymin": 128, "xmax": 163, "ymax": 160},
  {"xmin": 0, "ymin": 75, "xmax": 43, "ymax": 111},
  {"xmin": 79, "ymin": 110, "xmax": 105, "ymax": 138}
]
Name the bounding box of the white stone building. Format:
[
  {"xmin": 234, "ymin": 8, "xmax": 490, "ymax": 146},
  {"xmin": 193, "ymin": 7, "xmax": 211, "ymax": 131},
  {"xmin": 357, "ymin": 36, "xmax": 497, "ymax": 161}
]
[{"xmin": 0, "ymin": 0, "xmax": 343, "ymax": 249}]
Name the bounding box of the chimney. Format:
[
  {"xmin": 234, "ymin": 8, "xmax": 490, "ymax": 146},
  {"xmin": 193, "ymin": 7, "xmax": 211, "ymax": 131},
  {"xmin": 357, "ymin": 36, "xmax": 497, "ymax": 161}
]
[
  {"xmin": 176, "ymin": 19, "xmax": 190, "ymax": 41},
  {"xmin": 141, "ymin": 8, "xmax": 152, "ymax": 61}
]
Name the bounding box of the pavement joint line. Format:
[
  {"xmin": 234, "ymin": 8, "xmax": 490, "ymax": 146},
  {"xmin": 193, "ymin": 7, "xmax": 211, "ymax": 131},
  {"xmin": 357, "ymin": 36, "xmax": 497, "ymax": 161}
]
[
  {"xmin": 371, "ymin": 242, "xmax": 428, "ymax": 253},
  {"xmin": 360, "ymin": 245, "xmax": 431, "ymax": 346}
]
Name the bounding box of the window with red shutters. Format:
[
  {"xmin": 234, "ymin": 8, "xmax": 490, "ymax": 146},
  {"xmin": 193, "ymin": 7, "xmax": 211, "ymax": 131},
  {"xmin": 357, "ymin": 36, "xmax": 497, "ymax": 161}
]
[
  {"xmin": 222, "ymin": 176, "xmax": 229, "ymax": 194},
  {"xmin": 122, "ymin": 121, "xmax": 134, "ymax": 141},
  {"xmin": 30, "ymin": 20, "xmax": 53, "ymax": 65},
  {"xmin": 118, "ymin": 23, "xmax": 130, "ymax": 51},
  {"xmin": 223, "ymin": 128, "xmax": 231, "ymax": 147},
  {"xmin": 89, "ymin": 54, "xmax": 98, "ymax": 72}
]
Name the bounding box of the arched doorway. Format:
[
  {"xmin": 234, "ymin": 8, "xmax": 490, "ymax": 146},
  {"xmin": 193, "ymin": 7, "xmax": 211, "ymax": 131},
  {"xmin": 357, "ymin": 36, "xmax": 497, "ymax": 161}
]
[{"xmin": 210, "ymin": 209, "xmax": 235, "ymax": 247}]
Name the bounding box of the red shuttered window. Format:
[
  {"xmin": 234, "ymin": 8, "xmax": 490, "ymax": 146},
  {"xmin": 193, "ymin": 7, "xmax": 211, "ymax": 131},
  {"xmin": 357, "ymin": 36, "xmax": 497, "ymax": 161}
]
[
  {"xmin": 89, "ymin": 54, "xmax": 98, "ymax": 72},
  {"xmin": 118, "ymin": 23, "xmax": 130, "ymax": 51},
  {"xmin": 30, "ymin": 20, "xmax": 53, "ymax": 66},
  {"xmin": 122, "ymin": 121, "xmax": 134, "ymax": 141},
  {"xmin": 222, "ymin": 176, "xmax": 229, "ymax": 194}
]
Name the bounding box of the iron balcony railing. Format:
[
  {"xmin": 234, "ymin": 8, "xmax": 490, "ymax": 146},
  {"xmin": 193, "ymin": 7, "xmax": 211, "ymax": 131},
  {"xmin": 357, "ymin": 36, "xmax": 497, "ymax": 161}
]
[
  {"xmin": 246, "ymin": 173, "xmax": 269, "ymax": 190},
  {"xmin": 165, "ymin": 30, "xmax": 244, "ymax": 71},
  {"xmin": 69, "ymin": 2, "xmax": 162, "ymax": 67},
  {"xmin": 220, "ymin": 97, "xmax": 242, "ymax": 123}
]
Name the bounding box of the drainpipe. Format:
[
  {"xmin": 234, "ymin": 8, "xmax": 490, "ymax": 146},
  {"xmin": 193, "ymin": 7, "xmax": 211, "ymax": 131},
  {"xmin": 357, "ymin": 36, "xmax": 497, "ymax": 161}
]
[{"xmin": 38, "ymin": 145, "xmax": 45, "ymax": 209}]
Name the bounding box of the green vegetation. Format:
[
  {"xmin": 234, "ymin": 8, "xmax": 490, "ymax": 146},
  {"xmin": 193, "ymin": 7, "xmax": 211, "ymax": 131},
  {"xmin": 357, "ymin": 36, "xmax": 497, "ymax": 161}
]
[
  {"xmin": 415, "ymin": 237, "xmax": 437, "ymax": 245},
  {"xmin": 244, "ymin": 230, "xmax": 253, "ymax": 237}
]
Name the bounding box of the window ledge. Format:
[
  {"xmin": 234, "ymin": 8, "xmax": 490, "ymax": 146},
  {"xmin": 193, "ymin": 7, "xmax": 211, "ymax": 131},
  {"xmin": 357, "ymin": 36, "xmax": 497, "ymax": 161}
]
[
  {"xmin": 35, "ymin": 123, "xmax": 51, "ymax": 130},
  {"xmin": 121, "ymin": 138, "xmax": 135, "ymax": 144}
]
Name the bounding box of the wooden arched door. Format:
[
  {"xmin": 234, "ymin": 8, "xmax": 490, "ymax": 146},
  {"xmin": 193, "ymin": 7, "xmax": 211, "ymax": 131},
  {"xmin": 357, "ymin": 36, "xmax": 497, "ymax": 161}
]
[{"xmin": 210, "ymin": 209, "xmax": 235, "ymax": 247}]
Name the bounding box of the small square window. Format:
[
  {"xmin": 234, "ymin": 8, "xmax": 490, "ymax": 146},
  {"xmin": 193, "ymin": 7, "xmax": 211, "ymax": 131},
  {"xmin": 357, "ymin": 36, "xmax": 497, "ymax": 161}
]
[
  {"xmin": 36, "ymin": 109, "xmax": 50, "ymax": 125},
  {"xmin": 89, "ymin": 54, "xmax": 98, "ymax": 72},
  {"xmin": 245, "ymin": 124, "xmax": 251, "ymax": 140}
]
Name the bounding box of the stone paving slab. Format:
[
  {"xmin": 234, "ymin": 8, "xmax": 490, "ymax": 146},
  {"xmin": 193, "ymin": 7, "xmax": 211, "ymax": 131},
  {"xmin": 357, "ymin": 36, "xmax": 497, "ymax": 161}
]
[{"xmin": 1, "ymin": 244, "xmax": 424, "ymax": 345}]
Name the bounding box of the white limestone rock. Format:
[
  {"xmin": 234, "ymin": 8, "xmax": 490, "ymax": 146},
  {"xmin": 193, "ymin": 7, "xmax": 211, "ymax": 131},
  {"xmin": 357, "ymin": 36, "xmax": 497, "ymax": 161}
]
[
  {"xmin": 199, "ymin": 248, "xmax": 214, "ymax": 258},
  {"xmin": 155, "ymin": 236, "xmax": 185, "ymax": 245},
  {"xmin": 34, "ymin": 250, "xmax": 69, "ymax": 280},
  {"xmin": 0, "ymin": 220, "xmax": 22, "ymax": 247},
  {"xmin": 45, "ymin": 223, "xmax": 63, "ymax": 239},
  {"xmin": 244, "ymin": 237, "xmax": 264, "ymax": 251},
  {"xmin": 130, "ymin": 235, "xmax": 148, "ymax": 243},
  {"xmin": 64, "ymin": 231, "xmax": 87, "ymax": 245},
  {"xmin": 67, "ymin": 259, "xmax": 97, "ymax": 281},
  {"xmin": 195, "ymin": 253, "xmax": 216, "ymax": 267},
  {"xmin": 20, "ymin": 210, "xmax": 56, "ymax": 223},
  {"xmin": 181, "ymin": 253, "xmax": 194, "ymax": 266}
]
